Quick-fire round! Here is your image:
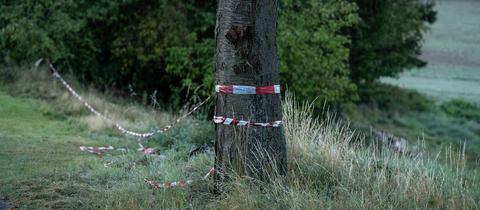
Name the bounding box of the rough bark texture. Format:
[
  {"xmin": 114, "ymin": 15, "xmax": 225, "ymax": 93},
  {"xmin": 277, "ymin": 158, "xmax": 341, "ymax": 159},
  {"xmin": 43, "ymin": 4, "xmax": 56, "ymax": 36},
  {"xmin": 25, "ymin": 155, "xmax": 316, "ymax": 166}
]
[{"xmin": 214, "ymin": 0, "xmax": 287, "ymax": 182}]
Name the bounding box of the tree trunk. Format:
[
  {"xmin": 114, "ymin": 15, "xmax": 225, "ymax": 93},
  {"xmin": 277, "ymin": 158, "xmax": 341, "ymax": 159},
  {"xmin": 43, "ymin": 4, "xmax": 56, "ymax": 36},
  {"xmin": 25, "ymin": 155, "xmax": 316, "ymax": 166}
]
[{"xmin": 214, "ymin": 0, "xmax": 287, "ymax": 182}]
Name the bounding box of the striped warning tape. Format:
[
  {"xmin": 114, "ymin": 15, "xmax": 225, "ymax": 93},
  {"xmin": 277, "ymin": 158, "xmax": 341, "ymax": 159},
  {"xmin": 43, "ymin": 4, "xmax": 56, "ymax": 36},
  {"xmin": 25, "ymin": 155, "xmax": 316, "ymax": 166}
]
[
  {"xmin": 216, "ymin": 84, "xmax": 280, "ymax": 94},
  {"xmin": 44, "ymin": 60, "xmax": 281, "ymax": 133},
  {"xmin": 46, "ymin": 62, "xmax": 211, "ymax": 138},
  {"xmin": 144, "ymin": 179, "xmax": 193, "ymax": 189},
  {"xmin": 137, "ymin": 143, "xmax": 155, "ymax": 155},
  {"xmin": 79, "ymin": 144, "xmax": 154, "ymax": 155},
  {"xmin": 213, "ymin": 116, "xmax": 282, "ymax": 127},
  {"xmin": 144, "ymin": 167, "xmax": 215, "ymax": 189},
  {"xmin": 215, "ymin": 84, "xmax": 282, "ymax": 127},
  {"xmin": 79, "ymin": 146, "xmax": 115, "ymax": 154}
]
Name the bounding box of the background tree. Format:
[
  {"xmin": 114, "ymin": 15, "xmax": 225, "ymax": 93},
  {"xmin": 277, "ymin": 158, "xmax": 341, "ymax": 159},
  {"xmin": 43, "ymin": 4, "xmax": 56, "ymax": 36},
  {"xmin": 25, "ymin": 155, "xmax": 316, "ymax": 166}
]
[{"xmin": 349, "ymin": 0, "xmax": 437, "ymax": 84}]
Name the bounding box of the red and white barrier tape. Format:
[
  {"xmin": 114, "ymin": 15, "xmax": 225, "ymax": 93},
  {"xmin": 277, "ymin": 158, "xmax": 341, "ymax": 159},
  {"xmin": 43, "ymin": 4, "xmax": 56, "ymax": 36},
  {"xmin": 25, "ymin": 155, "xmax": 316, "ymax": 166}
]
[
  {"xmin": 80, "ymin": 144, "xmax": 155, "ymax": 155},
  {"xmin": 79, "ymin": 146, "xmax": 115, "ymax": 154},
  {"xmin": 216, "ymin": 85, "xmax": 280, "ymax": 94},
  {"xmin": 138, "ymin": 143, "xmax": 155, "ymax": 155},
  {"xmin": 214, "ymin": 84, "xmax": 282, "ymax": 126},
  {"xmin": 144, "ymin": 167, "xmax": 215, "ymax": 190},
  {"xmin": 213, "ymin": 116, "xmax": 282, "ymax": 127},
  {"xmin": 48, "ymin": 63, "xmax": 211, "ymax": 138},
  {"xmin": 144, "ymin": 179, "xmax": 193, "ymax": 189}
]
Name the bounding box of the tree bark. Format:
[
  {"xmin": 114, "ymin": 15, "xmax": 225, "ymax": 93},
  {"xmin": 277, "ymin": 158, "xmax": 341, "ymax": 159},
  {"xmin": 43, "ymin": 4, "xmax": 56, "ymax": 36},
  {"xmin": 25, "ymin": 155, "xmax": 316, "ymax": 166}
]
[{"xmin": 214, "ymin": 0, "xmax": 287, "ymax": 182}]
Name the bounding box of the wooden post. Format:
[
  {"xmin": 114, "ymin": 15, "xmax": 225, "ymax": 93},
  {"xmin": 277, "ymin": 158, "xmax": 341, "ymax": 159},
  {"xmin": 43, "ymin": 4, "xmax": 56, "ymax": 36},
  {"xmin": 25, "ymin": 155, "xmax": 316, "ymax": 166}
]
[{"xmin": 214, "ymin": 0, "xmax": 287, "ymax": 182}]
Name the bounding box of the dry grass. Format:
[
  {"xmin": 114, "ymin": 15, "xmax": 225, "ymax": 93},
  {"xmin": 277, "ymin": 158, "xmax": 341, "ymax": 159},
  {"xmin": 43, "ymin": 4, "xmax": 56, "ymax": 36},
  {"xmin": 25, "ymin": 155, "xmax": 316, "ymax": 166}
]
[{"xmin": 211, "ymin": 94, "xmax": 479, "ymax": 209}]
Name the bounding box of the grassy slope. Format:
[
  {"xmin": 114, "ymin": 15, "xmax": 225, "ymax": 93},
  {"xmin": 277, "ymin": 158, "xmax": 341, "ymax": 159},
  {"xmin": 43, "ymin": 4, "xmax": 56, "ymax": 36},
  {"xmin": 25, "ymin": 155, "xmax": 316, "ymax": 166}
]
[
  {"xmin": 346, "ymin": 84, "xmax": 480, "ymax": 167},
  {"xmin": 0, "ymin": 76, "xmax": 213, "ymax": 209},
  {"xmin": 0, "ymin": 90, "xmax": 215, "ymax": 209}
]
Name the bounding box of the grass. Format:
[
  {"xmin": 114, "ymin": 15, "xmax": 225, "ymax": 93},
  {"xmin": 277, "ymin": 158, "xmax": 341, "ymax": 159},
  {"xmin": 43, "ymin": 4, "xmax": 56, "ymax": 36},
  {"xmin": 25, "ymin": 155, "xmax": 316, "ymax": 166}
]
[
  {"xmin": 0, "ymin": 66, "xmax": 479, "ymax": 209},
  {"xmin": 0, "ymin": 66, "xmax": 214, "ymax": 209}
]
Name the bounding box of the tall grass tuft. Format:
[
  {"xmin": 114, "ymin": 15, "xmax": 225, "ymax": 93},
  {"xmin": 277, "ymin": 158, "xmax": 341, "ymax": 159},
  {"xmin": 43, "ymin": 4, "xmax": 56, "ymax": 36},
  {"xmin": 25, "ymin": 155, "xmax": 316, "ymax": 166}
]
[{"xmin": 211, "ymin": 94, "xmax": 479, "ymax": 209}]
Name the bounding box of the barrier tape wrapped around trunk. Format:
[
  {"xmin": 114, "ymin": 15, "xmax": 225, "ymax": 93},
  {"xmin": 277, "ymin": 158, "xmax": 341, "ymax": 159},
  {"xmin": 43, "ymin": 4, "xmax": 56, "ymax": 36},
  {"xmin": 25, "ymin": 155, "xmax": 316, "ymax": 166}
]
[
  {"xmin": 213, "ymin": 116, "xmax": 282, "ymax": 127},
  {"xmin": 215, "ymin": 84, "xmax": 283, "ymax": 126},
  {"xmin": 47, "ymin": 62, "xmax": 211, "ymax": 138},
  {"xmin": 216, "ymin": 84, "xmax": 280, "ymax": 94},
  {"xmin": 144, "ymin": 167, "xmax": 215, "ymax": 189}
]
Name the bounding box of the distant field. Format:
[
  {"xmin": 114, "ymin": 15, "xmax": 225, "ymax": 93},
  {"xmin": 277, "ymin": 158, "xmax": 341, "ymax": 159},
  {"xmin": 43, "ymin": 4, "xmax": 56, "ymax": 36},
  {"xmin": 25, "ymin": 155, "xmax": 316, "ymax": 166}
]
[{"xmin": 382, "ymin": 0, "xmax": 480, "ymax": 104}]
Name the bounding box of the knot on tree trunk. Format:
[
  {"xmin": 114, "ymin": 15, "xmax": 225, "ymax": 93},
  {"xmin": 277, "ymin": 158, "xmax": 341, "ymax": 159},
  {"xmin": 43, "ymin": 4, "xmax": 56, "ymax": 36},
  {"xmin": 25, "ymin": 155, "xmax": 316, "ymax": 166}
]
[{"xmin": 225, "ymin": 25, "xmax": 249, "ymax": 44}]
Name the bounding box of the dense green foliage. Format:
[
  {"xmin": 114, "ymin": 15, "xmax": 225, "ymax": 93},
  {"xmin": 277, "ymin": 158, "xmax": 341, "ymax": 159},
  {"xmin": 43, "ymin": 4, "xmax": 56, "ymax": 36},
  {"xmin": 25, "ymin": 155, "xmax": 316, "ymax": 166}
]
[
  {"xmin": 0, "ymin": 0, "xmax": 435, "ymax": 107},
  {"xmin": 0, "ymin": 0, "xmax": 216, "ymax": 107},
  {"xmin": 279, "ymin": 0, "xmax": 359, "ymax": 105}
]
